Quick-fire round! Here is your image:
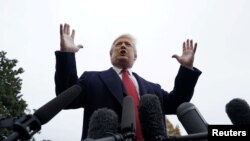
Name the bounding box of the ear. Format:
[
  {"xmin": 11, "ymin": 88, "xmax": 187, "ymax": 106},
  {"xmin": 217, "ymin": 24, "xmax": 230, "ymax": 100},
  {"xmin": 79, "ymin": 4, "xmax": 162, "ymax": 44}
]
[
  {"xmin": 134, "ymin": 53, "xmax": 137, "ymax": 60},
  {"xmin": 109, "ymin": 49, "xmax": 113, "ymax": 57}
]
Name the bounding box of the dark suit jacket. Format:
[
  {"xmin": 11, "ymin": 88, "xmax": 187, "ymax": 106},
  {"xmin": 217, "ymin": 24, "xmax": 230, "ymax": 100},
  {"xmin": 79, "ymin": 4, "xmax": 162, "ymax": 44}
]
[{"xmin": 54, "ymin": 51, "xmax": 202, "ymax": 140}]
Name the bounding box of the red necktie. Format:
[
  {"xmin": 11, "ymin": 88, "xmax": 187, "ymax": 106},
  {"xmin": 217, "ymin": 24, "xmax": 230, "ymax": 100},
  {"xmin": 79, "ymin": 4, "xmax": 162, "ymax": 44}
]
[{"xmin": 122, "ymin": 69, "xmax": 144, "ymax": 141}]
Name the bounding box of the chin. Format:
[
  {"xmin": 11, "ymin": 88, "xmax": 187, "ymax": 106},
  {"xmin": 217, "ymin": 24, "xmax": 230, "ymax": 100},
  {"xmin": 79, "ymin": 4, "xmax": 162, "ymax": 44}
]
[{"xmin": 112, "ymin": 58, "xmax": 134, "ymax": 68}]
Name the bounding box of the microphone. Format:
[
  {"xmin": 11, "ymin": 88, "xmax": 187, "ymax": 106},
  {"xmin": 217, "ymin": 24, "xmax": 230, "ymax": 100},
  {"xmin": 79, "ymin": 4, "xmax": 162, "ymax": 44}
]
[
  {"xmin": 121, "ymin": 96, "xmax": 136, "ymax": 141},
  {"xmin": 34, "ymin": 84, "xmax": 82, "ymax": 125},
  {"xmin": 176, "ymin": 102, "xmax": 208, "ymax": 141},
  {"xmin": 84, "ymin": 108, "xmax": 121, "ymax": 141},
  {"xmin": 225, "ymin": 98, "xmax": 250, "ymax": 125},
  {"xmin": 87, "ymin": 108, "xmax": 119, "ymax": 139},
  {"xmin": 5, "ymin": 84, "xmax": 82, "ymax": 141},
  {"xmin": 138, "ymin": 94, "xmax": 167, "ymax": 141},
  {"xmin": 84, "ymin": 96, "xmax": 136, "ymax": 141}
]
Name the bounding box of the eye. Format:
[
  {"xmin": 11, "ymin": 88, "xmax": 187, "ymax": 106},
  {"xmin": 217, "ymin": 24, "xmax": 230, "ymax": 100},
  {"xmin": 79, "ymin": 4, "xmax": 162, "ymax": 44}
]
[
  {"xmin": 115, "ymin": 42, "xmax": 122, "ymax": 47},
  {"xmin": 125, "ymin": 41, "xmax": 132, "ymax": 47}
]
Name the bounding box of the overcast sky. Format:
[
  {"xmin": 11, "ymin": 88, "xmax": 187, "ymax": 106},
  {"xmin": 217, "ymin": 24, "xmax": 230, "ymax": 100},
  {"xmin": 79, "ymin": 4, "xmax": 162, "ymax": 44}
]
[{"xmin": 1, "ymin": 0, "xmax": 250, "ymax": 140}]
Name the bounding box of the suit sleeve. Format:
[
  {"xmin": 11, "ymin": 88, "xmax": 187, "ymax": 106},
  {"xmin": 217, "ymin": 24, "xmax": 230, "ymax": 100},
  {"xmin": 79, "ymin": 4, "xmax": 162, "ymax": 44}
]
[
  {"xmin": 163, "ymin": 66, "xmax": 202, "ymax": 114},
  {"xmin": 54, "ymin": 51, "xmax": 78, "ymax": 95}
]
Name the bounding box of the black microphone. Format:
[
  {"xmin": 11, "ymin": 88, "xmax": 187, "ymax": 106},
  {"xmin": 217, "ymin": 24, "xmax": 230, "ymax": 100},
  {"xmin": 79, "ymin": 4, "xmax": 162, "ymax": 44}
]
[
  {"xmin": 84, "ymin": 96, "xmax": 136, "ymax": 141},
  {"xmin": 138, "ymin": 94, "xmax": 167, "ymax": 141},
  {"xmin": 225, "ymin": 98, "xmax": 250, "ymax": 125},
  {"xmin": 87, "ymin": 108, "xmax": 119, "ymax": 139},
  {"xmin": 84, "ymin": 108, "xmax": 121, "ymax": 141},
  {"xmin": 34, "ymin": 84, "xmax": 82, "ymax": 125},
  {"xmin": 176, "ymin": 102, "xmax": 208, "ymax": 141},
  {"xmin": 121, "ymin": 96, "xmax": 136, "ymax": 141},
  {"xmin": 5, "ymin": 84, "xmax": 82, "ymax": 141}
]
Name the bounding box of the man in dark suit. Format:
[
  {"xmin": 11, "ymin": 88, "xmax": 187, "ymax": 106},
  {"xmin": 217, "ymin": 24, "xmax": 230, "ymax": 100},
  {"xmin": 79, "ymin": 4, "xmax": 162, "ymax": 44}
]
[{"xmin": 54, "ymin": 23, "xmax": 202, "ymax": 140}]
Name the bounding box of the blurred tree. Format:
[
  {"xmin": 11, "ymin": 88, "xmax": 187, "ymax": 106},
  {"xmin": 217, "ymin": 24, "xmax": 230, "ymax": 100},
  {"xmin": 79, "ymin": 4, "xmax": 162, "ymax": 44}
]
[
  {"xmin": 0, "ymin": 51, "xmax": 35, "ymax": 141},
  {"xmin": 166, "ymin": 117, "xmax": 181, "ymax": 136}
]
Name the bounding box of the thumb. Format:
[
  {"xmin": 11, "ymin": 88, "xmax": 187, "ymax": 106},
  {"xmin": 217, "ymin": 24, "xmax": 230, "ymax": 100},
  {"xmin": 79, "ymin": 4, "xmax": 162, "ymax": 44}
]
[
  {"xmin": 172, "ymin": 54, "xmax": 180, "ymax": 61},
  {"xmin": 172, "ymin": 54, "xmax": 182, "ymax": 64},
  {"xmin": 77, "ymin": 44, "xmax": 84, "ymax": 49}
]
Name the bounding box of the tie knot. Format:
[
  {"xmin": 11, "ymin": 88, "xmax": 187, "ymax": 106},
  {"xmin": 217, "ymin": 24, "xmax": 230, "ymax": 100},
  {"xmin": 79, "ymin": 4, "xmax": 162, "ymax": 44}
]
[{"xmin": 121, "ymin": 69, "xmax": 129, "ymax": 74}]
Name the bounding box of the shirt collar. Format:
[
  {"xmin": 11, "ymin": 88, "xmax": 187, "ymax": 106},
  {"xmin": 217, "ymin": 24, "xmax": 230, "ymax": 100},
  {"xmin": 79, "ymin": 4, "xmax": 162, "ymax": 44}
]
[{"xmin": 112, "ymin": 66, "xmax": 133, "ymax": 75}]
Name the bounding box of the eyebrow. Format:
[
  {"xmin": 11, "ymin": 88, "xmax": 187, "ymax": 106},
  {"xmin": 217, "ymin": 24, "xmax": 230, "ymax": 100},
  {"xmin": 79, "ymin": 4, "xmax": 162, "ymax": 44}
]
[{"xmin": 115, "ymin": 41, "xmax": 132, "ymax": 45}]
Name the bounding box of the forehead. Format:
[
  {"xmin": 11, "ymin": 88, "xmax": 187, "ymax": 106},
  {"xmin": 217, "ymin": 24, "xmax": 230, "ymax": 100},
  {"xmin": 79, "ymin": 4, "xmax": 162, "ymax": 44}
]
[{"xmin": 113, "ymin": 37, "xmax": 134, "ymax": 44}]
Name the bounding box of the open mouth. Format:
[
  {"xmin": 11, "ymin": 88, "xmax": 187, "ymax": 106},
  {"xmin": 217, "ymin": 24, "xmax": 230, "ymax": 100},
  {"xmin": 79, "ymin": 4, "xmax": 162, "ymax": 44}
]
[{"xmin": 120, "ymin": 50, "xmax": 127, "ymax": 56}]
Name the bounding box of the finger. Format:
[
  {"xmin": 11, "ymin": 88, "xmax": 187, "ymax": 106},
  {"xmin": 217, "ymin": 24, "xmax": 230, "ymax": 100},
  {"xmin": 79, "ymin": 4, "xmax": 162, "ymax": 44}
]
[
  {"xmin": 66, "ymin": 24, "xmax": 70, "ymax": 35},
  {"xmin": 77, "ymin": 44, "xmax": 84, "ymax": 49},
  {"xmin": 186, "ymin": 39, "xmax": 190, "ymax": 49},
  {"xmin": 183, "ymin": 42, "xmax": 186, "ymax": 52},
  {"xmin": 71, "ymin": 29, "xmax": 75, "ymax": 39},
  {"xmin": 193, "ymin": 43, "xmax": 197, "ymax": 53},
  {"xmin": 63, "ymin": 23, "xmax": 67, "ymax": 34},
  {"xmin": 172, "ymin": 54, "xmax": 180, "ymax": 60},
  {"xmin": 190, "ymin": 40, "xmax": 193, "ymax": 50},
  {"xmin": 60, "ymin": 24, "xmax": 63, "ymax": 36},
  {"xmin": 172, "ymin": 54, "xmax": 182, "ymax": 64}
]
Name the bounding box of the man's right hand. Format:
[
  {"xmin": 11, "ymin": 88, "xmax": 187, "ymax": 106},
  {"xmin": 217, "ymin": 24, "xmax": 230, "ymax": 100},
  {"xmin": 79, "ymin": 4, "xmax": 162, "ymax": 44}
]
[{"xmin": 60, "ymin": 23, "xmax": 83, "ymax": 52}]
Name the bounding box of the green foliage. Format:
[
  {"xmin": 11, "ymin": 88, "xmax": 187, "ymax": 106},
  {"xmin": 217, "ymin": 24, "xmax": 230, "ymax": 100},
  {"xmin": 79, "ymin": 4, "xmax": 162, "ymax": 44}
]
[{"xmin": 0, "ymin": 51, "xmax": 28, "ymax": 140}]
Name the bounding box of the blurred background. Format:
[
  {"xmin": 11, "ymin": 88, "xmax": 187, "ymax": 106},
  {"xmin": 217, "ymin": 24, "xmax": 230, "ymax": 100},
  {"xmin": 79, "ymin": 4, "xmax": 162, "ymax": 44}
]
[{"xmin": 1, "ymin": 0, "xmax": 250, "ymax": 140}]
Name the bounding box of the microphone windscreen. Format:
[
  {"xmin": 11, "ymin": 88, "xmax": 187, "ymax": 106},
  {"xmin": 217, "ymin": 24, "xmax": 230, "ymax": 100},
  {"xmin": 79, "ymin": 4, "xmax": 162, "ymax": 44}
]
[
  {"xmin": 138, "ymin": 94, "xmax": 167, "ymax": 141},
  {"xmin": 34, "ymin": 85, "xmax": 82, "ymax": 125},
  {"xmin": 121, "ymin": 96, "xmax": 136, "ymax": 133},
  {"xmin": 176, "ymin": 102, "xmax": 208, "ymax": 134},
  {"xmin": 225, "ymin": 98, "xmax": 250, "ymax": 125},
  {"xmin": 87, "ymin": 108, "xmax": 119, "ymax": 139}
]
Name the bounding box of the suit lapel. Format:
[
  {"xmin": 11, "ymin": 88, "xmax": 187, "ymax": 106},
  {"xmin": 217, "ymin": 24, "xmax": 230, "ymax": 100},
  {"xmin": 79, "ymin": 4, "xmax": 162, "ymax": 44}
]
[
  {"xmin": 133, "ymin": 72, "xmax": 148, "ymax": 96},
  {"xmin": 99, "ymin": 68, "xmax": 124, "ymax": 106}
]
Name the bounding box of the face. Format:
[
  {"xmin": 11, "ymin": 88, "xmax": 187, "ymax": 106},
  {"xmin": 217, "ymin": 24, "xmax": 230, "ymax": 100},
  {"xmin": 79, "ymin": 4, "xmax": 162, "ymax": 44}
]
[{"xmin": 110, "ymin": 37, "xmax": 137, "ymax": 69}]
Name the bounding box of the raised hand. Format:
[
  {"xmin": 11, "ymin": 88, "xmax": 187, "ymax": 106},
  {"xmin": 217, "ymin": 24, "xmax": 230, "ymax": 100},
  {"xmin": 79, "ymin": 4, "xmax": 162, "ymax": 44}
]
[
  {"xmin": 60, "ymin": 23, "xmax": 83, "ymax": 52},
  {"xmin": 172, "ymin": 39, "xmax": 197, "ymax": 70}
]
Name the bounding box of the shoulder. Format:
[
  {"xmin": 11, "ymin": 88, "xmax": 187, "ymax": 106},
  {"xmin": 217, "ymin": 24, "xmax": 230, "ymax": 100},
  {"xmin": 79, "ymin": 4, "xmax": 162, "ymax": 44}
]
[
  {"xmin": 80, "ymin": 68, "xmax": 115, "ymax": 77},
  {"xmin": 132, "ymin": 72, "xmax": 161, "ymax": 88}
]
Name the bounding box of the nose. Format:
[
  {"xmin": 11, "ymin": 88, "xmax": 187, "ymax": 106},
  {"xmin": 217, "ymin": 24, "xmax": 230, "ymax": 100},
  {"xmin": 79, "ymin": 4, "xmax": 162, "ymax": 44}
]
[
  {"xmin": 121, "ymin": 42, "xmax": 126, "ymax": 47},
  {"xmin": 121, "ymin": 42, "xmax": 127, "ymax": 48}
]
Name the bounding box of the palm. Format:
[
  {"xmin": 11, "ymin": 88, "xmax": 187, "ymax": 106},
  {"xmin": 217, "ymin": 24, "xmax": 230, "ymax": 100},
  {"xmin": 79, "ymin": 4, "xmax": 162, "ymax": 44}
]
[
  {"xmin": 61, "ymin": 33, "xmax": 79, "ymax": 52},
  {"xmin": 178, "ymin": 49, "xmax": 194, "ymax": 67},
  {"xmin": 60, "ymin": 24, "xmax": 83, "ymax": 52},
  {"xmin": 172, "ymin": 39, "xmax": 197, "ymax": 69}
]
